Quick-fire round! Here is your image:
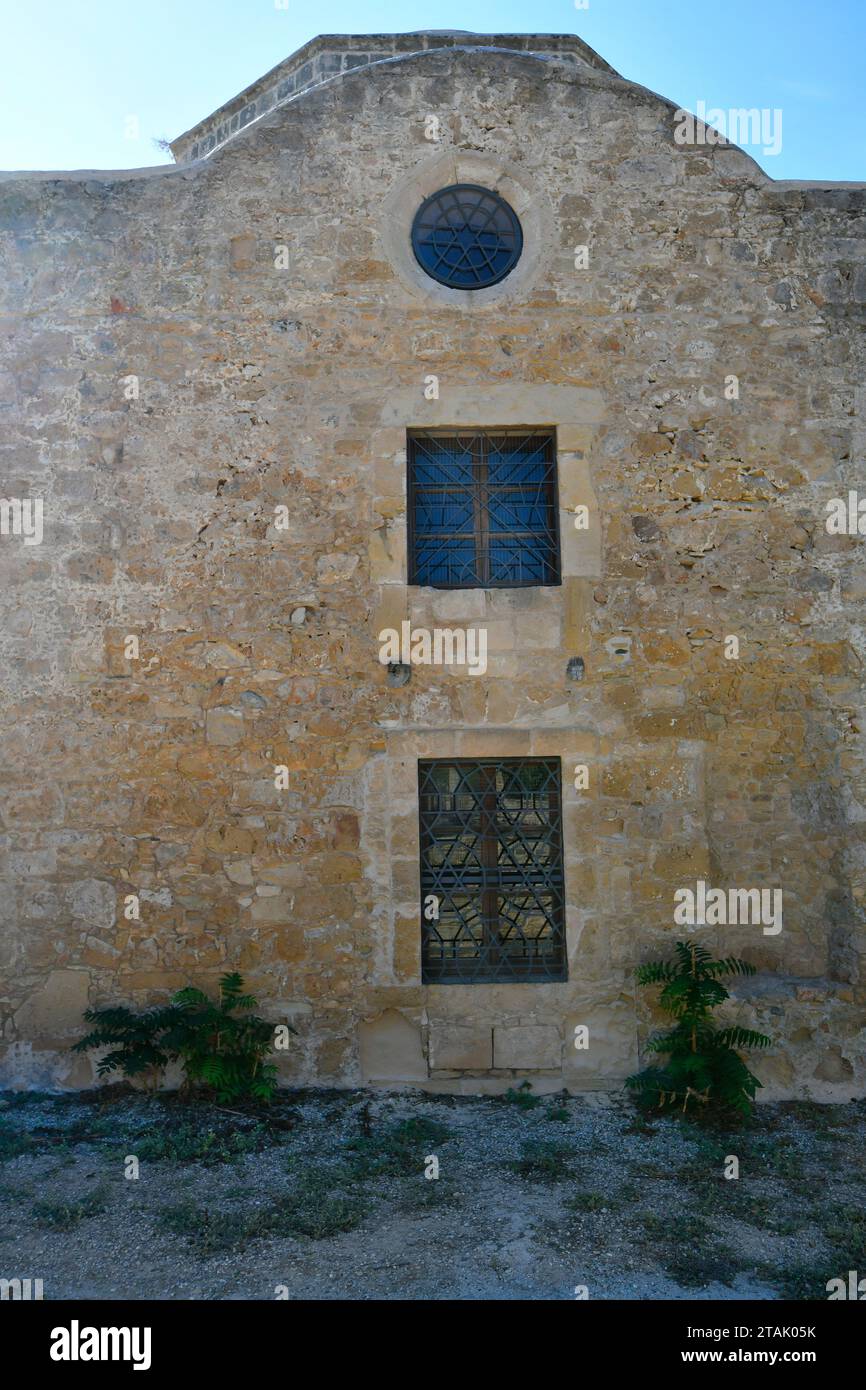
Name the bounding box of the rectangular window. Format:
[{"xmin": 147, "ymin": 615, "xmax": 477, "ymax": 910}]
[
  {"xmin": 407, "ymin": 428, "xmax": 560, "ymax": 588},
  {"xmin": 419, "ymin": 758, "xmax": 567, "ymax": 984}
]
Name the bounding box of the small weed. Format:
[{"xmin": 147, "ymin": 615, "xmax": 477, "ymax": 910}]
[
  {"xmin": 633, "ymin": 1209, "xmax": 732, "ymax": 1289},
  {"xmin": 633, "ymin": 1161, "xmax": 674, "ymax": 1180},
  {"xmin": 399, "ymin": 1179, "xmax": 463, "ymax": 1213},
  {"xmin": 158, "ymin": 1173, "xmax": 368, "ymax": 1254},
  {"xmin": 662, "ymin": 1248, "xmax": 735, "ymax": 1289},
  {"xmin": 638, "ymin": 1211, "xmax": 666, "ymax": 1236},
  {"xmin": 680, "ymin": 1125, "xmax": 730, "ymax": 1167},
  {"xmin": 32, "ymin": 1189, "xmax": 108, "ymax": 1230},
  {"xmin": 782, "ymin": 1101, "xmax": 833, "ymax": 1136},
  {"xmin": 637, "ymin": 1209, "xmax": 714, "ymax": 1246},
  {"xmin": 137, "ymin": 1122, "xmax": 270, "ymax": 1164},
  {"xmin": 0, "ymin": 1181, "xmax": 31, "ymax": 1202},
  {"xmin": 753, "ymin": 1261, "xmax": 827, "ymax": 1301},
  {"xmin": 673, "ymin": 1161, "xmax": 728, "ymax": 1201},
  {"xmin": 719, "ymin": 1188, "xmax": 807, "ymax": 1235},
  {"xmin": 157, "ymin": 1202, "xmax": 260, "ymax": 1255},
  {"xmin": 564, "ymin": 1191, "xmax": 608, "ymax": 1213},
  {"xmin": 346, "ymin": 1116, "xmax": 452, "ymax": 1179},
  {"xmin": 545, "ymin": 1103, "xmax": 569, "ymax": 1122},
  {"xmin": 271, "ymin": 1173, "xmax": 368, "ymax": 1240},
  {"xmin": 738, "ymin": 1135, "xmax": 806, "ymax": 1180},
  {"xmin": 503, "ymin": 1081, "xmax": 542, "ymax": 1110},
  {"xmin": 510, "ymin": 1140, "xmax": 572, "ymax": 1183},
  {"xmin": 770, "ymin": 1215, "xmax": 806, "ymax": 1237},
  {"xmin": 157, "ymin": 1201, "xmax": 201, "ymax": 1237},
  {"xmin": 816, "ymin": 1200, "xmax": 866, "ymax": 1260},
  {"xmin": 0, "ymin": 1127, "xmax": 33, "ymax": 1162}
]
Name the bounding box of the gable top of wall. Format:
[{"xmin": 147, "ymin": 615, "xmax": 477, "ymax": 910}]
[{"xmin": 170, "ymin": 31, "xmax": 621, "ymax": 165}]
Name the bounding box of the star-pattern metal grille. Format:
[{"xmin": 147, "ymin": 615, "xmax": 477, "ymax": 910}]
[
  {"xmin": 411, "ymin": 184, "xmax": 523, "ymax": 290},
  {"xmin": 419, "ymin": 759, "xmax": 567, "ymax": 984},
  {"xmin": 408, "ymin": 429, "xmax": 560, "ymax": 588}
]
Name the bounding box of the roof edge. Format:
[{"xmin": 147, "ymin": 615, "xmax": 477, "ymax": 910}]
[{"xmin": 170, "ymin": 32, "xmax": 619, "ymax": 164}]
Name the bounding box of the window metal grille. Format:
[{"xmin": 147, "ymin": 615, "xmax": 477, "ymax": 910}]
[
  {"xmin": 411, "ymin": 184, "xmax": 523, "ymax": 290},
  {"xmin": 407, "ymin": 429, "xmax": 560, "ymax": 588},
  {"xmin": 419, "ymin": 759, "xmax": 567, "ymax": 984}
]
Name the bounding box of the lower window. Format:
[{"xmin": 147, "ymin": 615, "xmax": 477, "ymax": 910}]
[{"xmin": 418, "ymin": 758, "xmax": 567, "ymax": 983}]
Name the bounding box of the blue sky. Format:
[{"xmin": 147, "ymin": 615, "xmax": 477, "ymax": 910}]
[{"xmin": 0, "ymin": 0, "xmax": 862, "ymax": 179}]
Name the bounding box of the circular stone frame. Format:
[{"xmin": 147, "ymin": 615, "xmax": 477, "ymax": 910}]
[
  {"xmin": 379, "ymin": 151, "xmax": 551, "ymax": 311},
  {"xmin": 410, "ymin": 183, "xmax": 524, "ymax": 291}
]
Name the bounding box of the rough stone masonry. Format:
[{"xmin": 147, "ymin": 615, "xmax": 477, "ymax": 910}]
[{"xmin": 1, "ymin": 32, "xmax": 865, "ymax": 1099}]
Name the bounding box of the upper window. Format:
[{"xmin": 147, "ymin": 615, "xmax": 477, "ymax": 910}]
[
  {"xmin": 419, "ymin": 758, "xmax": 567, "ymax": 984},
  {"xmin": 408, "ymin": 428, "xmax": 560, "ymax": 588},
  {"xmin": 411, "ymin": 184, "xmax": 523, "ymax": 290}
]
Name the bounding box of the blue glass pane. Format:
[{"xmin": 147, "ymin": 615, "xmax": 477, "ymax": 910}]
[
  {"xmin": 487, "ymin": 497, "xmax": 550, "ymax": 531},
  {"xmin": 410, "ymin": 431, "xmax": 558, "ymax": 587},
  {"xmin": 415, "ymin": 543, "xmax": 478, "ymax": 587},
  {"xmin": 414, "ymin": 495, "xmax": 475, "ymax": 532},
  {"xmin": 489, "ymin": 543, "xmax": 550, "ymax": 584},
  {"xmin": 487, "ymin": 449, "xmax": 549, "ymax": 484}
]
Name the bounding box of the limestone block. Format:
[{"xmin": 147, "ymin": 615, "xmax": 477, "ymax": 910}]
[
  {"xmin": 812, "ymin": 1046, "xmax": 855, "ymax": 1083},
  {"xmin": 752, "ymin": 1051, "xmax": 795, "ymax": 1097},
  {"xmin": 428, "ymin": 589, "xmax": 487, "ymax": 622},
  {"xmin": 493, "ymin": 1024, "xmax": 562, "ymax": 1070},
  {"xmin": 9, "ymin": 849, "xmax": 56, "ymax": 877},
  {"xmin": 69, "ymin": 878, "xmax": 116, "ymax": 929},
  {"xmin": 317, "ymin": 551, "xmax": 361, "ymax": 584},
  {"xmin": 564, "ymin": 1002, "xmax": 639, "ymax": 1086},
  {"xmin": 390, "ymin": 858, "xmax": 420, "ymax": 907},
  {"xmin": 558, "ymin": 454, "xmax": 597, "ymax": 512},
  {"xmin": 13, "ymin": 970, "xmax": 91, "ymax": 1039},
  {"xmin": 371, "ymin": 586, "xmax": 409, "ymax": 639},
  {"xmin": 513, "ymin": 611, "xmax": 562, "ymax": 651},
  {"xmin": 229, "ymin": 234, "xmax": 256, "ymax": 270},
  {"xmin": 250, "ymin": 895, "xmax": 294, "ymax": 923},
  {"xmin": 1, "ymin": 784, "xmax": 63, "ymax": 827},
  {"xmin": 381, "ymin": 384, "xmax": 605, "ymax": 429},
  {"xmin": 359, "ymin": 1008, "xmax": 427, "ymax": 1083},
  {"xmin": 224, "ymin": 860, "xmax": 254, "ymax": 886},
  {"xmin": 428, "ymin": 1021, "xmax": 493, "ymax": 1071},
  {"xmin": 393, "ymin": 914, "xmax": 421, "ymax": 981},
  {"xmin": 177, "ymin": 748, "xmax": 223, "ymax": 780},
  {"xmin": 0, "ymin": 1041, "xmax": 95, "ymax": 1090},
  {"xmin": 206, "ymin": 708, "xmax": 245, "ymax": 746},
  {"xmin": 368, "ymin": 523, "xmax": 405, "ymax": 583},
  {"xmin": 561, "ymin": 505, "xmax": 603, "ymax": 578},
  {"xmin": 389, "ymin": 809, "xmax": 420, "ymax": 859},
  {"xmin": 204, "ymin": 641, "xmax": 248, "ymax": 669},
  {"xmin": 475, "ymin": 619, "xmax": 514, "ymax": 654},
  {"xmin": 456, "ymin": 728, "xmax": 532, "ymax": 757}
]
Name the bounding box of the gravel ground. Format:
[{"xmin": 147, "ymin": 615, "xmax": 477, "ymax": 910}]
[{"xmin": 1, "ymin": 1086, "xmax": 863, "ymax": 1301}]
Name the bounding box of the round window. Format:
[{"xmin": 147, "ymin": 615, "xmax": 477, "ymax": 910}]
[{"xmin": 411, "ymin": 184, "xmax": 523, "ymax": 290}]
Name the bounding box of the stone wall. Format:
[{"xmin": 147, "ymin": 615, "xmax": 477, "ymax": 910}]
[{"xmin": 1, "ymin": 37, "xmax": 865, "ymax": 1099}]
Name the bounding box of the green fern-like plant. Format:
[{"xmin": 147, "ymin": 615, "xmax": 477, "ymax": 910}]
[
  {"xmin": 72, "ymin": 1003, "xmax": 181, "ymax": 1090},
  {"xmin": 627, "ymin": 941, "xmax": 771, "ymax": 1117},
  {"xmin": 73, "ymin": 972, "xmax": 290, "ymax": 1103},
  {"xmin": 163, "ymin": 972, "xmax": 280, "ymax": 1103}
]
